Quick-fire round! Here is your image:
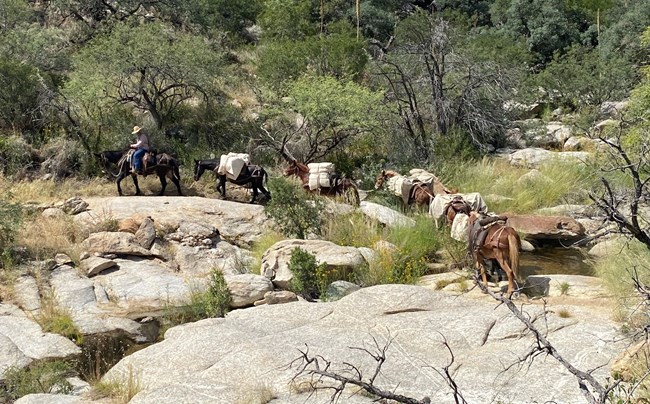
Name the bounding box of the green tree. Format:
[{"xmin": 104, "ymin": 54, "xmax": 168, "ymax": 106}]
[
  {"xmin": 64, "ymin": 20, "xmax": 224, "ymax": 132},
  {"xmin": 257, "ymin": 23, "xmax": 368, "ymax": 91},
  {"xmin": 492, "ymin": 0, "xmax": 586, "ymax": 63},
  {"xmin": 265, "ymin": 177, "xmax": 323, "ymax": 239},
  {"xmin": 532, "ymin": 44, "xmax": 636, "ymax": 109}
]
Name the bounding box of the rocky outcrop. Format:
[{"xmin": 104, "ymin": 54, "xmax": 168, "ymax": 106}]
[
  {"xmin": 505, "ymin": 214, "xmax": 585, "ymax": 240},
  {"xmin": 81, "ymin": 232, "xmax": 154, "ymax": 257},
  {"xmin": 101, "ymin": 284, "xmax": 624, "ymax": 403},
  {"xmin": 507, "ymin": 148, "xmax": 591, "ymax": 168},
  {"xmin": 225, "ymin": 274, "xmax": 274, "ymax": 308},
  {"xmin": 74, "ymin": 196, "xmax": 269, "ymax": 246},
  {"xmin": 261, "ymin": 239, "xmax": 368, "ymax": 289},
  {"xmin": 0, "ymin": 304, "xmax": 81, "ymax": 380},
  {"xmin": 359, "ymin": 201, "xmax": 415, "ymax": 228}
]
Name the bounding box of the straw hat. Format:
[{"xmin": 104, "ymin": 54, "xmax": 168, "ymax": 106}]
[{"xmin": 132, "ymin": 126, "xmax": 142, "ymax": 134}]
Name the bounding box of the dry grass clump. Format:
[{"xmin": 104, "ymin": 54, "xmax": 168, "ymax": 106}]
[
  {"xmin": 234, "ymin": 384, "xmax": 278, "ymax": 404},
  {"xmin": 17, "ymin": 215, "xmax": 82, "ymax": 262},
  {"xmin": 1, "ymin": 176, "xmax": 115, "ymax": 204},
  {"xmin": 91, "ymin": 366, "xmax": 143, "ymax": 404}
]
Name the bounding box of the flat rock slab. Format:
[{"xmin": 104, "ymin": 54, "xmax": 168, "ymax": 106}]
[
  {"xmin": 359, "ymin": 201, "xmax": 415, "ymax": 228},
  {"xmin": 102, "ymin": 284, "xmax": 624, "ymax": 404},
  {"xmin": 0, "ymin": 304, "xmax": 81, "ymax": 380},
  {"xmin": 506, "ymin": 214, "xmax": 585, "ymax": 240},
  {"xmin": 74, "ymin": 196, "xmax": 268, "ymax": 246}
]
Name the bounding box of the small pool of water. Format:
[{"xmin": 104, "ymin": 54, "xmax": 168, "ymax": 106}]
[{"xmin": 519, "ymin": 247, "xmax": 594, "ymax": 278}]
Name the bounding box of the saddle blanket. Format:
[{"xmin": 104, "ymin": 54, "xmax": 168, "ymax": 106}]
[
  {"xmin": 218, "ymin": 152, "xmax": 250, "ymax": 180},
  {"xmin": 429, "ymin": 192, "xmax": 488, "ymax": 219},
  {"xmin": 308, "ymin": 162, "xmax": 335, "ymax": 190}
]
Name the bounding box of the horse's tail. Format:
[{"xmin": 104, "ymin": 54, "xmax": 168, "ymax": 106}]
[{"xmin": 508, "ymin": 231, "xmax": 520, "ymax": 281}]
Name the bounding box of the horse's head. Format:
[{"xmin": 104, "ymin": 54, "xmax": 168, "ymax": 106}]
[
  {"xmin": 283, "ymin": 161, "xmax": 298, "ymax": 177},
  {"xmin": 193, "ymin": 159, "xmax": 204, "ymax": 181},
  {"xmin": 374, "ymin": 170, "xmax": 388, "ymax": 190}
]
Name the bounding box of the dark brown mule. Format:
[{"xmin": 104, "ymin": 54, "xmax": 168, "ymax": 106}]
[
  {"xmin": 284, "ymin": 160, "xmax": 360, "ymax": 206},
  {"xmin": 468, "ymin": 211, "xmax": 521, "ymax": 295},
  {"xmin": 374, "ymin": 169, "xmax": 444, "ymax": 208},
  {"xmin": 110, "ymin": 149, "xmax": 182, "ymax": 196}
]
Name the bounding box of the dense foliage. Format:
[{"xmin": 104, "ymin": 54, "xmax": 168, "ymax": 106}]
[{"xmin": 0, "ymin": 0, "xmax": 647, "ymax": 174}]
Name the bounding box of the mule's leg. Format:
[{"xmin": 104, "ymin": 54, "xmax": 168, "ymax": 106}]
[
  {"xmin": 216, "ymin": 176, "xmax": 227, "ymax": 199},
  {"xmin": 131, "ymin": 173, "xmax": 142, "ymax": 196},
  {"xmin": 258, "ymin": 183, "xmax": 271, "ymax": 199},
  {"xmin": 495, "ymin": 250, "xmax": 515, "ymax": 295},
  {"xmin": 250, "ymin": 186, "xmax": 259, "ymax": 204},
  {"xmin": 157, "ymin": 173, "xmax": 168, "ymax": 196},
  {"xmin": 167, "ymin": 170, "xmax": 183, "ymax": 196},
  {"xmin": 116, "ymin": 172, "xmax": 128, "ymax": 196}
]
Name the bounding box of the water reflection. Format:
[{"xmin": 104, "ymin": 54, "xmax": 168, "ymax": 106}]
[{"xmin": 519, "ymin": 247, "xmax": 594, "ymax": 278}]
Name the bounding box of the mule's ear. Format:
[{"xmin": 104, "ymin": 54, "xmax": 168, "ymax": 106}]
[
  {"xmin": 194, "ymin": 159, "xmax": 198, "ymax": 163},
  {"xmin": 381, "ymin": 169, "xmax": 386, "ymax": 175}
]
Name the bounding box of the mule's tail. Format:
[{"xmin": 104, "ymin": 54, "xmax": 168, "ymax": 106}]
[
  {"xmin": 508, "ymin": 232, "xmax": 520, "ymax": 282},
  {"xmin": 173, "ymin": 160, "xmax": 182, "ymax": 182}
]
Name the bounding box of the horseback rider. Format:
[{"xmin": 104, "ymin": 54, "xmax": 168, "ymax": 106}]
[{"xmin": 130, "ymin": 126, "xmax": 149, "ymax": 175}]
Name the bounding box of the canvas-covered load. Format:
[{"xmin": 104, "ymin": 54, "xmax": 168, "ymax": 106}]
[
  {"xmin": 387, "ymin": 175, "xmax": 413, "ymax": 203},
  {"xmin": 307, "ymin": 162, "xmax": 335, "ymax": 190},
  {"xmin": 429, "ymin": 192, "xmax": 488, "ymax": 219},
  {"xmin": 450, "ymin": 211, "xmax": 470, "ymax": 242},
  {"xmin": 408, "ymin": 168, "xmax": 438, "ymax": 184},
  {"xmin": 218, "ymin": 152, "xmax": 250, "ymax": 179}
]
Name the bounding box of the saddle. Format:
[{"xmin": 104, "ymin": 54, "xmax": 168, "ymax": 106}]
[
  {"xmin": 468, "ymin": 214, "xmax": 508, "ymax": 253},
  {"xmin": 126, "ymin": 149, "xmax": 157, "ymax": 175},
  {"xmin": 444, "ymin": 195, "xmax": 471, "ymax": 217}
]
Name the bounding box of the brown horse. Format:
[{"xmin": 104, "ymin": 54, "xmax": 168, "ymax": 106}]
[
  {"xmin": 284, "ymin": 161, "xmax": 360, "ymax": 206},
  {"xmin": 374, "ymin": 169, "xmax": 445, "ymax": 208},
  {"xmin": 468, "ymin": 211, "xmax": 521, "ymax": 295}
]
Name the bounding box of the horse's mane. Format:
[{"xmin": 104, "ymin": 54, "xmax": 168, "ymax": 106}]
[{"xmin": 383, "ymin": 170, "xmax": 400, "ymax": 177}]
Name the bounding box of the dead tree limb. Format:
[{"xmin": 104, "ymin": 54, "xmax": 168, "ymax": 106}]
[
  {"xmin": 473, "ymin": 272, "xmax": 618, "ymax": 404},
  {"xmin": 289, "ymin": 334, "xmax": 466, "ymax": 404}
]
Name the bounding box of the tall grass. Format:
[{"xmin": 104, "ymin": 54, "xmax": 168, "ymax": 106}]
[
  {"xmin": 594, "ymin": 239, "xmax": 650, "ymax": 328},
  {"xmin": 436, "ymin": 157, "xmax": 598, "ymax": 214},
  {"xmin": 321, "ymin": 211, "xmax": 383, "ymax": 248},
  {"xmin": 386, "ymin": 215, "xmax": 442, "ymax": 260},
  {"xmin": 37, "ymin": 290, "xmax": 84, "ymax": 345},
  {"xmin": 17, "ymin": 215, "xmax": 82, "ymax": 262},
  {"xmin": 92, "ymin": 365, "xmax": 143, "ymax": 404}
]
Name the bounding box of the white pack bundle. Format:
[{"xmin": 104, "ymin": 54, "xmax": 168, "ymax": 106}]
[
  {"xmin": 218, "ymin": 152, "xmax": 250, "ymax": 179},
  {"xmin": 408, "ymin": 168, "xmax": 437, "ymax": 184},
  {"xmin": 387, "ymin": 174, "xmax": 411, "ymax": 197},
  {"xmin": 307, "ymin": 162, "xmax": 335, "ymax": 190}
]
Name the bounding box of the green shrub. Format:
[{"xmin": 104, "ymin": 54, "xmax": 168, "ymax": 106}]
[
  {"xmin": 389, "ymin": 252, "xmax": 428, "ymax": 284},
  {"xmin": 386, "ymin": 215, "xmax": 442, "ymax": 261},
  {"xmin": 0, "ymin": 135, "xmax": 39, "ymax": 176},
  {"xmin": 288, "ymin": 247, "xmax": 325, "ymax": 299},
  {"xmin": 265, "ymin": 177, "xmax": 323, "ymax": 239},
  {"xmin": 2, "ymin": 361, "xmax": 73, "ymax": 401},
  {"xmin": 0, "ymin": 197, "xmax": 22, "ymax": 262},
  {"xmin": 202, "ymin": 269, "xmax": 233, "ymax": 318},
  {"xmin": 159, "ymin": 269, "xmax": 233, "ymax": 335}
]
